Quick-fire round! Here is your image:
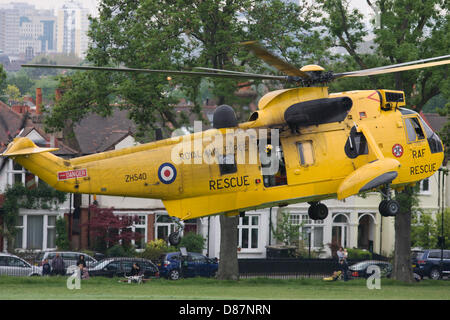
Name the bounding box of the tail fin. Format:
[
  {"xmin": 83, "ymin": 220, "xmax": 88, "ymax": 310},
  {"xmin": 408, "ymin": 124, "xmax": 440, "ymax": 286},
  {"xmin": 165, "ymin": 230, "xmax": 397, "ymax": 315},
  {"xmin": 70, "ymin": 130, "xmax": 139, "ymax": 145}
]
[
  {"xmin": 1, "ymin": 137, "xmax": 73, "ymax": 192},
  {"xmin": 2, "ymin": 137, "xmax": 58, "ymax": 156}
]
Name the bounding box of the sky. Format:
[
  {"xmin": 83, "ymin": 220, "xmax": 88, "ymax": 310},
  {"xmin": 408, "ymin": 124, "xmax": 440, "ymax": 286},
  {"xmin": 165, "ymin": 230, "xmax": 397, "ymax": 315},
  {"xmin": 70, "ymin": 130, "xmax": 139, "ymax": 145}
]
[
  {"xmin": 0, "ymin": 0, "xmax": 99, "ymax": 16},
  {"xmin": 0, "ymin": 0, "xmax": 373, "ymax": 19}
]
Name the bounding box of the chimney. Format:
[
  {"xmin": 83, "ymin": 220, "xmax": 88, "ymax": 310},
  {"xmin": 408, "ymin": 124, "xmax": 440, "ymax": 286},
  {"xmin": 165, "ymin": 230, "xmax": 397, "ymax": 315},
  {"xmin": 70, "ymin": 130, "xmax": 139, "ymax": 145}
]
[{"xmin": 36, "ymin": 88, "xmax": 42, "ymax": 114}]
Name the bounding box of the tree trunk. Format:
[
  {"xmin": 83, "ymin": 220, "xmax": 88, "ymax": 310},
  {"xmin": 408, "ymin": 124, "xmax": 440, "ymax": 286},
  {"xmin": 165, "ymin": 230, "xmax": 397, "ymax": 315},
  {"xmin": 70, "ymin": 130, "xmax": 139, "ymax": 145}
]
[
  {"xmin": 217, "ymin": 214, "xmax": 239, "ymax": 280},
  {"xmin": 393, "ymin": 187, "xmax": 415, "ymax": 283}
]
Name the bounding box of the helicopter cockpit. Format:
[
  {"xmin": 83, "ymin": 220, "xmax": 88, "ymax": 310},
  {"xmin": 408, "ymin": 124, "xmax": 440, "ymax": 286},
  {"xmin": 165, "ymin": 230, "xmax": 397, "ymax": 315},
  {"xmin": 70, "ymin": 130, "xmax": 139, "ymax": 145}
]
[{"xmin": 399, "ymin": 108, "xmax": 443, "ymax": 154}]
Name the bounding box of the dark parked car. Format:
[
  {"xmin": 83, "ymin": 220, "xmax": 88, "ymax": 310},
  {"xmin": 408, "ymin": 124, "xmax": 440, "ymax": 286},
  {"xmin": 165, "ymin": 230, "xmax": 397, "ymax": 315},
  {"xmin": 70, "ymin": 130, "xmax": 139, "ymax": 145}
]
[
  {"xmin": 413, "ymin": 249, "xmax": 450, "ymax": 280},
  {"xmin": 88, "ymin": 257, "xmax": 159, "ymax": 278},
  {"xmin": 348, "ymin": 260, "xmax": 392, "ymax": 279},
  {"xmin": 157, "ymin": 252, "xmax": 218, "ymax": 280}
]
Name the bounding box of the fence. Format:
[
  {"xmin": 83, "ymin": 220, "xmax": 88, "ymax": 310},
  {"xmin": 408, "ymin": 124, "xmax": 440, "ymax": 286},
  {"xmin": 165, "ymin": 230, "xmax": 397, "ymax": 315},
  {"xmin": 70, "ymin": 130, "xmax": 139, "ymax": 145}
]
[
  {"xmin": 238, "ymin": 258, "xmax": 366, "ymax": 279},
  {"xmin": 0, "ymin": 250, "xmax": 389, "ymax": 278}
]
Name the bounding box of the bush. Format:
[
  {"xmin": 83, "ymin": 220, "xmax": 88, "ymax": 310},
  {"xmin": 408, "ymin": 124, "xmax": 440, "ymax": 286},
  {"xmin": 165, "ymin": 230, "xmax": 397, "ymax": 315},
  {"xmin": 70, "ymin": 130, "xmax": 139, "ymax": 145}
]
[
  {"xmin": 179, "ymin": 232, "xmax": 205, "ymax": 253},
  {"xmin": 55, "ymin": 217, "xmax": 70, "ymax": 250},
  {"xmin": 347, "ymin": 248, "xmax": 372, "ymax": 260},
  {"xmin": 106, "ymin": 244, "xmax": 136, "ymax": 257},
  {"xmin": 138, "ymin": 239, "xmax": 169, "ymax": 261}
]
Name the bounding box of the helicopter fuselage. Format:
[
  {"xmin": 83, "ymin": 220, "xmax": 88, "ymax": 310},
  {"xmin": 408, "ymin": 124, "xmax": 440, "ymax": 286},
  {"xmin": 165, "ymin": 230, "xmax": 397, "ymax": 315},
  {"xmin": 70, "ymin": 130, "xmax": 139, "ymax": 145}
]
[{"xmin": 4, "ymin": 86, "xmax": 444, "ymax": 220}]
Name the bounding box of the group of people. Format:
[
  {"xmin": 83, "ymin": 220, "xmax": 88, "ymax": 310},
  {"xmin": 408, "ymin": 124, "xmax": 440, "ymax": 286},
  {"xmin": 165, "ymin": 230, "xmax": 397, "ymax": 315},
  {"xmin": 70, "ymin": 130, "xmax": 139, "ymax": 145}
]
[
  {"xmin": 337, "ymin": 247, "xmax": 349, "ymax": 281},
  {"xmin": 41, "ymin": 253, "xmax": 89, "ymax": 279}
]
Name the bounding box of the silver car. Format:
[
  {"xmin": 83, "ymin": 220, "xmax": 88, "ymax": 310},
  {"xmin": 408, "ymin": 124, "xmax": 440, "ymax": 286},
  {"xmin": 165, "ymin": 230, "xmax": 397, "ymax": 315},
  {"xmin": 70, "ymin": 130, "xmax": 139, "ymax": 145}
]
[
  {"xmin": 36, "ymin": 251, "xmax": 97, "ymax": 273},
  {"xmin": 0, "ymin": 253, "xmax": 42, "ymax": 276}
]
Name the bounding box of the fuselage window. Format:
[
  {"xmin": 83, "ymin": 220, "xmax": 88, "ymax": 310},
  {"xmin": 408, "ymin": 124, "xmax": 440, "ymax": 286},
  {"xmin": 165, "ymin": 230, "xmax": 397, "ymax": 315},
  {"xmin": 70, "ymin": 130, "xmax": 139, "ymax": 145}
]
[
  {"xmin": 260, "ymin": 142, "xmax": 287, "ymax": 187},
  {"xmin": 219, "ymin": 154, "xmax": 237, "ymax": 175},
  {"xmin": 297, "ymin": 141, "xmax": 315, "ymax": 166}
]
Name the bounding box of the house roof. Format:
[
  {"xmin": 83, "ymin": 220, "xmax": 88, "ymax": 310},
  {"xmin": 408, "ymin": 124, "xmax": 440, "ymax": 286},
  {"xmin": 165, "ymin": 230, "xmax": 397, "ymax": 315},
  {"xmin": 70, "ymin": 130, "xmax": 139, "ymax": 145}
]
[
  {"xmin": 421, "ymin": 112, "xmax": 447, "ymax": 133},
  {"xmin": 72, "ymin": 109, "xmax": 137, "ymax": 154},
  {"xmin": 0, "ymin": 101, "xmax": 78, "ymax": 156},
  {"xmin": 0, "ymin": 100, "xmax": 29, "ymax": 151}
]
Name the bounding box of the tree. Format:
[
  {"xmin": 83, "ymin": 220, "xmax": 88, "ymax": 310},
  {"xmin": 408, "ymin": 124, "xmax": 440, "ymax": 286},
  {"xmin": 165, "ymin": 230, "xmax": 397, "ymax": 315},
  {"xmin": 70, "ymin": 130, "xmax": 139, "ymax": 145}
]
[
  {"xmin": 55, "ymin": 216, "xmax": 70, "ymax": 250},
  {"xmin": 85, "ymin": 205, "xmax": 142, "ymax": 252},
  {"xmin": 43, "ymin": 0, "xmax": 327, "ymax": 281},
  {"xmin": 318, "ymin": 0, "xmax": 449, "ymax": 283},
  {"xmin": 271, "ymin": 211, "xmax": 300, "ymax": 246},
  {"xmin": 7, "ymin": 70, "xmax": 34, "ymax": 96},
  {"xmin": 5, "ymin": 84, "xmax": 21, "ymax": 103}
]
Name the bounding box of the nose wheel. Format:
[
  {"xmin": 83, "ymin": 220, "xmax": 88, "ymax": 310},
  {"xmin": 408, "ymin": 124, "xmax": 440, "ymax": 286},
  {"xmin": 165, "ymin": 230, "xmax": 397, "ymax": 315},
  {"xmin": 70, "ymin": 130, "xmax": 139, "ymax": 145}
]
[
  {"xmin": 378, "ymin": 185, "xmax": 400, "ymax": 217},
  {"xmin": 168, "ymin": 217, "xmax": 184, "ymax": 246},
  {"xmin": 379, "ymin": 199, "xmax": 400, "ymax": 217},
  {"xmin": 308, "ymin": 202, "xmax": 329, "ymax": 220}
]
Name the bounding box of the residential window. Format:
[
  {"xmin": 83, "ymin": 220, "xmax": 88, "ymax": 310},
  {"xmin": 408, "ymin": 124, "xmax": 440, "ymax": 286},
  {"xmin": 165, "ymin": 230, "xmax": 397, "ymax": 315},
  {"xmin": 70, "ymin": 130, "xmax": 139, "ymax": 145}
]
[
  {"xmin": 289, "ymin": 213, "xmax": 301, "ymax": 226},
  {"xmin": 14, "ymin": 216, "xmax": 24, "ymax": 249},
  {"xmin": 14, "ymin": 214, "xmax": 58, "ymax": 251},
  {"xmin": 299, "ymin": 214, "xmax": 324, "ymax": 248},
  {"xmin": 155, "ymin": 213, "xmax": 176, "ymax": 244},
  {"xmin": 332, "ymin": 213, "xmax": 349, "ymax": 249},
  {"xmin": 238, "ymin": 215, "xmax": 259, "ymax": 250},
  {"xmin": 133, "ymin": 215, "xmax": 147, "ymax": 249},
  {"xmin": 7, "ymin": 160, "xmax": 38, "ymax": 187},
  {"xmin": 27, "ymin": 215, "xmax": 43, "ymax": 250},
  {"xmin": 115, "ymin": 212, "xmax": 148, "ymax": 249},
  {"xmin": 47, "ymin": 216, "xmax": 56, "ymax": 249},
  {"xmin": 419, "ymin": 178, "xmax": 430, "ymax": 194}
]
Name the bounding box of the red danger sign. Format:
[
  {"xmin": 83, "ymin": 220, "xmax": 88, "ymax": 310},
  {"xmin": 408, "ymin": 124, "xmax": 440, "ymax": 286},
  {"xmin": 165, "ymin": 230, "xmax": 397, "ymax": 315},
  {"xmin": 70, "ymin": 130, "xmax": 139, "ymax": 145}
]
[{"xmin": 58, "ymin": 169, "xmax": 88, "ymax": 181}]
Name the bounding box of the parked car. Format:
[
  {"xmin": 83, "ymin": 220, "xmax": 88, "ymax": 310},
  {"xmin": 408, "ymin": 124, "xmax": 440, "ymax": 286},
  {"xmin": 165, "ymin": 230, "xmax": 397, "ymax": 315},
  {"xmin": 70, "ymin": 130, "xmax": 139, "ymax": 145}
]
[
  {"xmin": 413, "ymin": 249, "xmax": 450, "ymax": 280},
  {"xmin": 348, "ymin": 260, "xmax": 392, "ymax": 279},
  {"xmin": 0, "ymin": 253, "xmax": 42, "ymax": 277},
  {"xmin": 36, "ymin": 251, "xmax": 97, "ymax": 273},
  {"xmin": 157, "ymin": 252, "xmax": 218, "ymax": 280},
  {"xmin": 87, "ymin": 257, "xmax": 159, "ymax": 278},
  {"xmin": 411, "ymin": 248, "xmax": 424, "ymax": 266}
]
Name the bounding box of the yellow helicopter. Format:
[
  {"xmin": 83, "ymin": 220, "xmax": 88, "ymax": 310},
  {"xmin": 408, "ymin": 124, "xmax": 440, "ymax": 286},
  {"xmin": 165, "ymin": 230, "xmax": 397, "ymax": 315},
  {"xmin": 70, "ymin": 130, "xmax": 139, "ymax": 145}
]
[{"xmin": 1, "ymin": 41, "xmax": 447, "ymax": 244}]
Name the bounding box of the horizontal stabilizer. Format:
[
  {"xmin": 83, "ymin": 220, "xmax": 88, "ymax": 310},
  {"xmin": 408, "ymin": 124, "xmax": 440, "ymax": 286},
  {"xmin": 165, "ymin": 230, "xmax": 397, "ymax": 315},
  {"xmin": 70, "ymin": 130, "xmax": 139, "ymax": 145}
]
[
  {"xmin": 1, "ymin": 137, "xmax": 58, "ymax": 157},
  {"xmin": 337, "ymin": 158, "xmax": 400, "ymax": 200}
]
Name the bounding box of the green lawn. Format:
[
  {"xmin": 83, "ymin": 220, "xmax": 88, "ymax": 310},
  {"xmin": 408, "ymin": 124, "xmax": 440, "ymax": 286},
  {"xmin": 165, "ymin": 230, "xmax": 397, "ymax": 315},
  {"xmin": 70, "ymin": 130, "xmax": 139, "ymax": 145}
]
[{"xmin": 0, "ymin": 276, "xmax": 449, "ymax": 300}]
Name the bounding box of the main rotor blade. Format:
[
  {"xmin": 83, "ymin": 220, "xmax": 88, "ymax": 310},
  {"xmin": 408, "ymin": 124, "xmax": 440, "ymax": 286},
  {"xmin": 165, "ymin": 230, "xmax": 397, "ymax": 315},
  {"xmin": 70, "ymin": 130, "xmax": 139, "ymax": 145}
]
[
  {"xmin": 241, "ymin": 41, "xmax": 310, "ymax": 78},
  {"xmin": 194, "ymin": 67, "xmax": 259, "ymax": 75},
  {"xmin": 337, "ymin": 54, "xmax": 450, "ymax": 77},
  {"xmin": 21, "ymin": 64, "xmax": 286, "ymax": 81},
  {"xmin": 336, "ymin": 59, "xmax": 450, "ymax": 78}
]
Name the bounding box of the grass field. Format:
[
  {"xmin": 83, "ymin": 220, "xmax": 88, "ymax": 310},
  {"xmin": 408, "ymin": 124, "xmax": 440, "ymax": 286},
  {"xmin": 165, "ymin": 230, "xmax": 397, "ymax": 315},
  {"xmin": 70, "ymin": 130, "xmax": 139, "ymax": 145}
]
[{"xmin": 0, "ymin": 276, "xmax": 449, "ymax": 300}]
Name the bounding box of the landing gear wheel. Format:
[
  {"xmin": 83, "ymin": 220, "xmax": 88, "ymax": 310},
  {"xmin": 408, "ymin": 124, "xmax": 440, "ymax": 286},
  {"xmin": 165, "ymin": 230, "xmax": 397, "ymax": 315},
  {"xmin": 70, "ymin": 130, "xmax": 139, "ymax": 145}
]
[
  {"xmin": 308, "ymin": 202, "xmax": 328, "ymax": 220},
  {"xmin": 379, "ymin": 199, "xmax": 399, "ymax": 217},
  {"xmin": 378, "ymin": 200, "xmax": 389, "ymax": 217},
  {"xmin": 169, "ymin": 231, "xmax": 181, "ymax": 246},
  {"xmin": 385, "ymin": 200, "xmax": 400, "ymax": 216}
]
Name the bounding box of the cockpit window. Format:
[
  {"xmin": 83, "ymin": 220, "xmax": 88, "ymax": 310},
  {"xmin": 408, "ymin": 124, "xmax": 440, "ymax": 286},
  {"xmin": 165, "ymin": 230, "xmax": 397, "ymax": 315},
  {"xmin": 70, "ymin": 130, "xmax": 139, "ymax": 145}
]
[
  {"xmin": 418, "ymin": 117, "xmax": 434, "ymax": 138},
  {"xmin": 404, "ymin": 117, "xmax": 425, "ymax": 142},
  {"xmin": 418, "ymin": 116, "xmax": 443, "ymax": 154}
]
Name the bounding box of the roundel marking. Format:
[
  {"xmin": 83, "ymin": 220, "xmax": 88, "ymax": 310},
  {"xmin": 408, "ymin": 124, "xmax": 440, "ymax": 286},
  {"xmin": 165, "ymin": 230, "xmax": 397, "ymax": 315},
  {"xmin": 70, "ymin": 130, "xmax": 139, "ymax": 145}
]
[
  {"xmin": 158, "ymin": 163, "xmax": 177, "ymax": 184},
  {"xmin": 392, "ymin": 144, "xmax": 404, "ymax": 158}
]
